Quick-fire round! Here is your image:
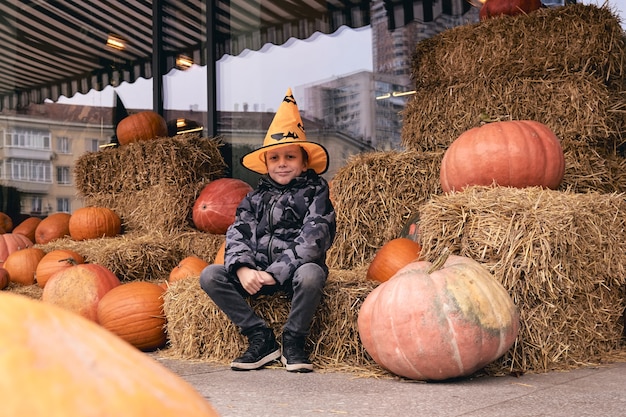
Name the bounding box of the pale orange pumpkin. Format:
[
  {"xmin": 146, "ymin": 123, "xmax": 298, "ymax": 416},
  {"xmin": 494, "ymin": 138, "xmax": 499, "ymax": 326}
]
[
  {"xmin": 116, "ymin": 111, "xmax": 168, "ymax": 146},
  {"xmin": 69, "ymin": 206, "xmax": 122, "ymax": 241},
  {"xmin": 35, "ymin": 213, "xmax": 71, "ymax": 244},
  {"xmin": 12, "ymin": 216, "xmax": 42, "ymax": 242},
  {"xmin": 3, "ymin": 247, "xmax": 45, "ymax": 286},
  {"xmin": 42, "ymin": 263, "xmax": 121, "ymax": 322},
  {"xmin": 35, "ymin": 249, "xmax": 85, "ymax": 288},
  {"xmin": 169, "ymin": 256, "xmax": 209, "ymax": 283},
  {"xmin": 358, "ymin": 253, "xmax": 519, "ymax": 381},
  {"xmin": 0, "ymin": 233, "xmax": 33, "ymax": 266},
  {"xmin": 97, "ymin": 281, "xmax": 167, "ymax": 351},
  {"xmin": 366, "ymin": 238, "xmax": 421, "ymax": 283},
  {"xmin": 0, "ymin": 291, "xmax": 219, "ymax": 416}
]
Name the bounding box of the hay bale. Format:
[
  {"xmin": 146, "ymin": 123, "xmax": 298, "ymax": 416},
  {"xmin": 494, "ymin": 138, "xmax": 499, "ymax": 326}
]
[
  {"xmin": 562, "ymin": 139, "xmax": 626, "ymax": 193},
  {"xmin": 411, "ymin": 4, "xmax": 626, "ymax": 90},
  {"xmin": 417, "ymin": 186, "xmax": 626, "ymax": 373},
  {"xmin": 162, "ymin": 267, "xmax": 380, "ymax": 372},
  {"xmin": 327, "ymin": 150, "xmax": 443, "ymax": 270},
  {"xmin": 73, "ymin": 135, "xmax": 227, "ymax": 234},
  {"xmin": 401, "ymin": 75, "xmax": 626, "ymax": 153},
  {"xmin": 34, "ymin": 231, "xmax": 224, "ymax": 283}
]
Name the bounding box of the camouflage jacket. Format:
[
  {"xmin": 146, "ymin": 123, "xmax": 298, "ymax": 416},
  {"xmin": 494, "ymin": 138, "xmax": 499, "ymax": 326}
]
[{"xmin": 224, "ymin": 169, "xmax": 336, "ymax": 285}]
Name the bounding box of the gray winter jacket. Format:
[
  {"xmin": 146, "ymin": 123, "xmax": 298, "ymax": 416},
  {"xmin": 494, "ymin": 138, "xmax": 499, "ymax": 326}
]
[{"xmin": 224, "ymin": 169, "xmax": 336, "ymax": 285}]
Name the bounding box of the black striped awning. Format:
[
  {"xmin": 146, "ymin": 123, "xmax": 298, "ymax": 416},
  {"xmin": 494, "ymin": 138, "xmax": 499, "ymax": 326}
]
[{"xmin": 0, "ymin": 0, "xmax": 371, "ymax": 110}]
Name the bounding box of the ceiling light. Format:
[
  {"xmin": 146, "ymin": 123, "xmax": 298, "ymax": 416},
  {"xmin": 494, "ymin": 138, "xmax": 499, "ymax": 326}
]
[
  {"xmin": 176, "ymin": 55, "xmax": 193, "ymax": 70},
  {"xmin": 106, "ymin": 34, "xmax": 126, "ymax": 51}
]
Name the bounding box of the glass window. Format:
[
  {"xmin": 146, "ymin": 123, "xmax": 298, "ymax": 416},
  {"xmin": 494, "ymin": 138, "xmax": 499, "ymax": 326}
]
[
  {"xmin": 56, "ymin": 166, "xmax": 71, "ymax": 185},
  {"xmin": 57, "ymin": 198, "xmax": 70, "ymax": 213}
]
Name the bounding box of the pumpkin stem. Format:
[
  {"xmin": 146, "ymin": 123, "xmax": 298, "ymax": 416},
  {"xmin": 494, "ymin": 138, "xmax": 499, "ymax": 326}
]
[
  {"xmin": 58, "ymin": 258, "xmax": 78, "ymax": 265},
  {"xmin": 479, "ymin": 112, "xmax": 503, "ymax": 123},
  {"xmin": 427, "ymin": 247, "xmax": 451, "ymax": 274}
]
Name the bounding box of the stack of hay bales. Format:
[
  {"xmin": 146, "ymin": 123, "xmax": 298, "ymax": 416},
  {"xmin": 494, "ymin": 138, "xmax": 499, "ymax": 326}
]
[
  {"xmin": 327, "ymin": 3, "xmax": 626, "ymax": 374},
  {"xmin": 35, "ymin": 134, "xmax": 227, "ymax": 282}
]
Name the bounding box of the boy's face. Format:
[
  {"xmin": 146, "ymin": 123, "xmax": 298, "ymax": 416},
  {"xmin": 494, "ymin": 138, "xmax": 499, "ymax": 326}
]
[{"xmin": 264, "ymin": 144, "xmax": 307, "ymax": 185}]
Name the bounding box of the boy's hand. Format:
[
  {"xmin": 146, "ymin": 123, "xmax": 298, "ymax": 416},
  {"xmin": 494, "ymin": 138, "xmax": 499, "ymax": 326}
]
[{"xmin": 237, "ymin": 267, "xmax": 276, "ymax": 295}]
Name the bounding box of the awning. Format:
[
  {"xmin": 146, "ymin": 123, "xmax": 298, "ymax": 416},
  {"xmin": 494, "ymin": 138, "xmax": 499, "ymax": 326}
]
[
  {"xmin": 0, "ymin": 0, "xmax": 372, "ymax": 111},
  {"xmin": 0, "ymin": 0, "xmax": 466, "ymax": 113}
]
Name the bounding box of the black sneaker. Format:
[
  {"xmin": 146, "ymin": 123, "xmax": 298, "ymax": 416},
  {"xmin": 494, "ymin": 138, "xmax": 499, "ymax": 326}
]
[
  {"xmin": 281, "ymin": 331, "xmax": 313, "ymax": 373},
  {"xmin": 231, "ymin": 327, "xmax": 280, "ymax": 371}
]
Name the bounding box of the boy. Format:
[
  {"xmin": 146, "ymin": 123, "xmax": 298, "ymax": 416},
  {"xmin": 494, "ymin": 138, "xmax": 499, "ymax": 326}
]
[{"xmin": 200, "ymin": 88, "xmax": 336, "ymax": 372}]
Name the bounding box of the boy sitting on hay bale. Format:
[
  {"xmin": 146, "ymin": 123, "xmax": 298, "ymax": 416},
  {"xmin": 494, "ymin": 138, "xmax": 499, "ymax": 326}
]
[{"xmin": 200, "ymin": 88, "xmax": 336, "ymax": 373}]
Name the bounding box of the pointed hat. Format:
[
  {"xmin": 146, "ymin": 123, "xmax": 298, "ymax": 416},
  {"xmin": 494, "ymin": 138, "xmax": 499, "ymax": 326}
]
[{"xmin": 241, "ymin": 88, "xmax": 329, "ymax": 175}]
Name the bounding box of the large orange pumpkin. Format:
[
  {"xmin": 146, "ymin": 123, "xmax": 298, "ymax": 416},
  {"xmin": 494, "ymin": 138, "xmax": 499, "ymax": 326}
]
[
  {"xmin": 479, "ymin": 0, "xmax": 542, "ymax": 20},
  {"xmin": 12, "ymin": 216, "xmax": 42, "ymax": 242},
  {"xmin": 69, "ymin": 206, "xmax": 122, "ymax": 241},
  {"xmin": 440, "ymin": 120, "xmax": 565, "ymax": 193},
  {"xmin": 0, "ymin": 233, "xmax": 33, "ymax": 266},
  {"xmin": 192, "ymin": 178, "xmax": 252, "ymax": 234},
  {"xmin": 0, "ymin": 292, "xmax": 219, "ymax": 416},
  {"xmin": 97, "ymin": 281, "xmax": 167, "ymax": 351},
  {"xmin": 42, "ymin": 263, "xmax": 121, "ymax": 322},
  {"xmin": 116, "ymin": 111, "xmax": 168, "ymax": 146},
  {"xmin": 169, "ymin": 256, "xmax": 209, "ymax": 283},
  {"xmin": 3, "ymin": 247, "xmax": 45, "ymax": 286},
  {"xmin": 358, "ymin": 253, "xmax": 519, "ymax": 381},
  {"xmin": 35, "ymin": 212, "xmax": 71, "ymax": 244},
  {"xmin": 366, "ymin": 238, "xmax": 421, "ymax": 283},
  {"xmin": 35, "ymin": 249, "xmax": 85, "ymax": 288}
]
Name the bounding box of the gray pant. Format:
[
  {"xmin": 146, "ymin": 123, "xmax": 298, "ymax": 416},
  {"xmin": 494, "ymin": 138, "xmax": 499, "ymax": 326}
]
[{"xmin": 199, "ymin": 263, "xmax": 326, "ymax": 336}]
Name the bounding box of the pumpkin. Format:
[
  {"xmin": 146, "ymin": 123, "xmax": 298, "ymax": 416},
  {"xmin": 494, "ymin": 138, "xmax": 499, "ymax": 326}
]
[
  {"xmin": 69, "ymin": 206, "xmax": 122, "ymax": 241},
  {"xmin": 479, "ymin": 0, "xmax": 542, "ymax": 20},
  {"xmin": 35, "ymin": 212, "xmax": 71, "ymax": 244},
  {"xmin": 97, "ymin": 281, "xmax": 167, "ymax": 351},
  {"xmin": 116, "ymin": 111, "xmax": 168, "ymax": 146},
  {"xmin": 440, "ymin": 120, "xmax": 565, "ymax": 193},
  {"xmin": 192, "ymin": 178, "xmax": 252, "ymax": 234},
  {"xmin": 35, "ymin": 249, "xmax": 85, "ymax": 288},
  {"xmin": 42, "ymin": 263, "xmax": 121, "ymax": 322},
  {"xmin": 0, "ymin": 268, "xmax": 8, "ymax": 290},
  {"xmin": 12, "ymin": 216, "xmax": 42, "ymax": 242},
  {"xmin": 214, "ymin": 240, "xmax": 225, "ymax": 264},
  {"xmin": 358, "ymin": 253, "xmax": 519, "ymax": 381},
  {"xmin": 0, "ymin": 212, "xmax": 13, "ymax": 233},
  {"xmin": 3, "ymin": 247, "xmax": 45, "ymax": 286},
  {"xmin": 0, "ymin": 233, "xmax": 33, "ymax": 266},
  {"xmin": 366, "ymin": 238, "xmax": 421, "ymax": 283},
  {"xmin": 169, "ymin": 256, "xmax": 209, "ymax": 284},
  {"xmin": 0, "ymin": 292, "xmax": 219, "ymax": 416}
]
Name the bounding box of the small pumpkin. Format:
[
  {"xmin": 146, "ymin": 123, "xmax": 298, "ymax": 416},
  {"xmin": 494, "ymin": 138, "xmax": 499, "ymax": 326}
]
[
  {"xmin": 35, "ymin": 249, "xmax": 85, "ymax": 288},
  {"xmin": 214, "ymin": 240, "xmax": 225, "ymax": 264},
  {"xmin": 3, "ymin": 247, "xmax": 45, "ymax": 286},
  {"xmin": 479, "ymin": 0, "xmax": 542, "ymax": 20},
  {"xmin": 12, "ymin": 216, "xmax": 42, "ymax": 242},
  {"xmin": 0, "ymin": 292, "xmax": 219, "ymax": 416},
  {"xmin": 192, "ymin": 178, "xmax": 253, "ymax": 234},
  {"xmin": 366, "ymin": 238, "xmax": 421, "ymax": 283},
  {"xmin": 0, "ymin": 233, "xmax": 33, "ymax": 266},
  {"xmin": 440, "ymin": 120, "xmax": 565, "ymax": 193},
  {"xmin": 116, "ymin": 111, "xmax": 168, "ymax": 146},
  {"xmin": 42, "ymin": 263, "xmax": 121, "ymax": 322},
  {"xmin": 0, "ymin": 212, "xmax": 13, "ymax": 233},
  {"xmin": 0, "ymin": 268, "xmax": 8, "ymax": 290},
  {"xmin": 358, "ymin": 252, "xmax": 519, "ymax": 381},
  {"xmin": 69, "ymin": 206, "xmax": 122, "ymax": 241},
  {"xmin": 169, "ymin": 256, "xmax": 209, "ymax": 284},
  {"xmin": 35, "ymin": 213, "xmax": 71, "ymax": 244},
  {"xmin": 97, "ymin": 281, "xmax": 167, "ymax": 351}
]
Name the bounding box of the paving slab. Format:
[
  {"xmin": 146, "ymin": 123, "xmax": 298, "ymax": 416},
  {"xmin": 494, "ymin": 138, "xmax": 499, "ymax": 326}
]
[{"xmin": 153, "ymin": 354, "xmax": 626, "ymax": 417}]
